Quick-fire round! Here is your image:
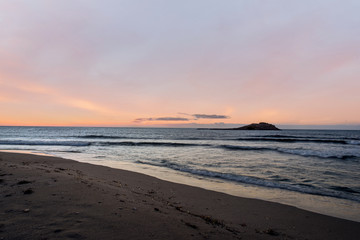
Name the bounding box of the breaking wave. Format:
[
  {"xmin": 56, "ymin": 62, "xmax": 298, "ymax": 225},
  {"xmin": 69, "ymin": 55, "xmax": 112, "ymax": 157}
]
[
  {"xmin": 219, "ymin": 145, "xmax": 360, "ymax": 160},
  {"xmin": 0, "ymin": 140, "xmax": 91, "ymax": 147},
  {"xmin": 135, "ymin": 160, "xmax": 360, "ymax": 202},
  {"xmin": 1, "ymin": 139, "xmax": 358, "ymax": 160},
  {"xmin": 235, "ymin": 137, "xmax": 359, "ymax": 145}
]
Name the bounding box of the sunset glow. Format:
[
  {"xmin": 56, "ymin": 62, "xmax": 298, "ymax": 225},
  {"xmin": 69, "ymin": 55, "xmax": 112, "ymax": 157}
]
[{"xmin": 1, "ymin": 1, "xmax": 359, "ymax": 127}]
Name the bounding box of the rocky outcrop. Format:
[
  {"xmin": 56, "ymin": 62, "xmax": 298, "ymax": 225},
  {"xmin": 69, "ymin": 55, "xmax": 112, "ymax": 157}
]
[
  {"xmin": 198, "ymin": 122, "xmax": 280, "ymax": 130},
  {"xmin": 234, "ymin": 122, "xmax": 280, "ymax": 130}
]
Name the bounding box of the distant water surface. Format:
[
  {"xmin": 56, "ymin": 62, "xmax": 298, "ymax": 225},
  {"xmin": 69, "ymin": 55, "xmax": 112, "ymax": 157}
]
[{"xmin": 1, "ymin": 127, "xmax": 359, "ymax": 221}]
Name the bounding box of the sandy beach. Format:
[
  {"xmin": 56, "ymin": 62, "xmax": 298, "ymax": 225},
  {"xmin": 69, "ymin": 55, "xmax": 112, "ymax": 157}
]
[{"xmin": 0, "ymin": 151, "xmax": 359, "ymax": 240}]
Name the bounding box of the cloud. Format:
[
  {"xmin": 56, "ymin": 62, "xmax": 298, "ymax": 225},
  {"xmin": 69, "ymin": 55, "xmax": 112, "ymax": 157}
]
[
  {"xmin": 156, "ymin": 117, "xmax": 189, "ymax": 121},
  {"xmin": 134, "ymin": 117, "xmax": 189, "ymax": 123},
  {"xmin": 134, "ymin": 118, "xmax": 155, "ymax": 123},
  {"xmin": 192, "ymin": 114, "xmax": 230, "ymax": 119},
  {"xmin": 134, "ymin": 113, "xmax": 230, "ymax": 123},
  {"xmin": 0, "ymin": 80, "xmax": 118, "ymax": 116}
]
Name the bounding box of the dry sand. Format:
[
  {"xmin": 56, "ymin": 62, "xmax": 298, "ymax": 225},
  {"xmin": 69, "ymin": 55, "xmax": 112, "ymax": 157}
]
[{"xmin": 0, "ymin": 151, "xmax": 359, "ymax": 240}]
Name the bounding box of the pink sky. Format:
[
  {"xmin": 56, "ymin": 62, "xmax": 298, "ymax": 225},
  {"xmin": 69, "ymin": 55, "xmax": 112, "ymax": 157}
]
[{"xmin": 0, "ymin": 0, "xmax": 359, "ymax": 127}]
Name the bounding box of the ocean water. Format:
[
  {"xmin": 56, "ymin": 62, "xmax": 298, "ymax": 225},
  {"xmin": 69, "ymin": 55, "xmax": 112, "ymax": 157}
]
[{"xmin": 1, "ymin": 126, "xmax": 360, "ymax": 221}]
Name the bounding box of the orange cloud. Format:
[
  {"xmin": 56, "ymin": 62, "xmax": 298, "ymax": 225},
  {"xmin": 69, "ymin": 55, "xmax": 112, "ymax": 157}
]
[{"xmin": 0, "ymin": 80, "xmax": 118, "ymax": 115}]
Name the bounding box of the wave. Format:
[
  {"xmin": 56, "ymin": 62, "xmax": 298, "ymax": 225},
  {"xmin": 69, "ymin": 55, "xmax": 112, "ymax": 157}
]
[
  {"xmin": 330, "ymin": 186, "xmax": 360, "ymax": 194},
  {"xmin": 97, "ymin": 141, "xmax": 208, "ymax": 147},
  {"xmin": 135, "ymin": 160, "xmax": 360, "ymax": 202},
  {"xmin": 219, "ymin": 144, "xmax": 360, "ymax": 160},
  {"xmin": 347, "ymin": 140, "xmax": 360, "ymax": 145},
  {"xmin": 77, "ymin": 135, "xmax": 214, "ymax": 141},
  {"xmin": 73, "ymin": 134, "xmax": 360, "ymax": 145},
  {"xmin": 235, "ymin": 137, "xmax": 354, "ymax": 145},
  {"xmin": 245, "ymin": 134, "xmax": 360, "ymax": 145},
  {"xmin": 265, "ymin": 134, "xmax": 360, "ymax": 140},
  {"xmin": 0, "ymin": 139, "xmax": 210, "ymax": 148},
  {"xmin": 54, "ymin": 150, "xmax": 83, "ymax": 153},
  {"xmin": 1, "ymin": 139, "xmax": 358, "ymax": 160},
  {"xmin": 264, "ymin": 134, "xmax": 314, "ymax": 138},
  {"xmin": 77, "ymin": 135, "xmax": 128, "ymax": 139},
  {"xmin": 0, "ymin": 140, "xmax": 91, "ymax": 147}
]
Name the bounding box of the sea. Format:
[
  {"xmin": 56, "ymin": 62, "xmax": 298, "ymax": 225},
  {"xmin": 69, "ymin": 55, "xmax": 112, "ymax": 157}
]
[{"xmin": 1, "ymin": 126, "xmax": 359, "ymax": 222}]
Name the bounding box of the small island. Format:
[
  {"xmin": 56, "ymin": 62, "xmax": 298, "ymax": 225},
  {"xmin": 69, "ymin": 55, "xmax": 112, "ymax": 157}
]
[
  {"xmin": 199, "ymin": 122, "xmax": 280, "ymax": 130},
  {"xmin": 232, "ymin": 122, "xmax": 280, "ymax": 130}
]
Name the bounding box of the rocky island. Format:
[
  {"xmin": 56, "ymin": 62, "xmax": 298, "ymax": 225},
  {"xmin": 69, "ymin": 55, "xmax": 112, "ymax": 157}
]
[
  {"xmin": 232, "ymin": 122, "xmax": 280, "ymax": 130},
  {"xmin": 199, "ymin": 122, "xmax": 280, "ymax": 130}
]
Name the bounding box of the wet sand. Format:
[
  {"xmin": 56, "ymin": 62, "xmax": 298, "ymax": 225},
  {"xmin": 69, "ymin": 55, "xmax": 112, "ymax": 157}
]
[{"xmin": 0, "ymin": 151, "xmax": 359, "ymax": 240}]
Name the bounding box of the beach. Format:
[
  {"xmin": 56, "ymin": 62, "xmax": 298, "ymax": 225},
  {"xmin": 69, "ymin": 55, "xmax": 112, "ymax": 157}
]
[{"xmin": 1, "ymin": 151, "xmax": 359, "ymax": 240}]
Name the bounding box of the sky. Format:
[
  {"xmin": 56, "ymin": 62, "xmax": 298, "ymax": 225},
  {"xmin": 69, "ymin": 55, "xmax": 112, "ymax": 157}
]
[{"xmin": 0, "ymin": 0, "xmax": 359, "ymax": 128}]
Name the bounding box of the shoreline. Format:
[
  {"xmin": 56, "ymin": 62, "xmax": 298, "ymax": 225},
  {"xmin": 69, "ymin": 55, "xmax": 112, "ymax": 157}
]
[
  {"xmin": 20, "ymin": 149, "xmax": 360, "ymax": 223},
  {"xmin": 1, "ymin": 151, "xmax": 360, "ymax": 239}
]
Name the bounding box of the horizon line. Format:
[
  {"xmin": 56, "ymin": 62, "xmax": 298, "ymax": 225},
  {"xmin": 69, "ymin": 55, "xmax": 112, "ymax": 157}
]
[{"xmin": 1, "ymin": 123, "xmax": 360, "ymax": 130}]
